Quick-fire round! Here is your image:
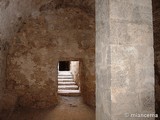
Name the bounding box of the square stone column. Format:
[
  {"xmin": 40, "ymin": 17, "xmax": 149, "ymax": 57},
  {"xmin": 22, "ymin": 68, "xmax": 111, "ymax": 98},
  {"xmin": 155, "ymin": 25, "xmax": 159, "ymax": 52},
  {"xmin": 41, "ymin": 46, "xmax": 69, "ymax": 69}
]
[{"xmin": 96, "ymin": 0, "xmax": 155, "ymax": 120}]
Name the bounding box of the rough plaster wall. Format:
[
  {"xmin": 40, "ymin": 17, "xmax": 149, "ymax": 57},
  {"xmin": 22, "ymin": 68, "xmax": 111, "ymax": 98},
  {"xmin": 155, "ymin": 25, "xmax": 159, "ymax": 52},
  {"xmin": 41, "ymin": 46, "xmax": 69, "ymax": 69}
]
[
  {"xmin": 0, "ymin": 0, "xmax": 52, "ymax": 111},
  {"xmin": 40, "ymin": 0, "xmax": 95, "ymax": 16},
  {"xmin": 0, "ymin": 0, "xmax": 33, "ymax": 109},
  {"xmin": 0, "ymin": 0, "xmax": 95, "ymax": 110},
  {"xmin": 82, "ymin": 50, "xmax": 95, "ymax": 106},
  {"xmin": 0, "ymin": 0, "xmax": 50, "ymax": 40},
  {"xmin": 96, "ymin": 0, "xmax": 155, "ymax": 119},
  {"xmin": 6, "ymin": 7, "xmax": 95, "ymax": 108},
  {"xmin": 70, "ymin": 61, "xmax": 80, "ymax": 86},
  {"xmin": 153, "ymin": 0, "xmax": 160, "ymax": 116}
]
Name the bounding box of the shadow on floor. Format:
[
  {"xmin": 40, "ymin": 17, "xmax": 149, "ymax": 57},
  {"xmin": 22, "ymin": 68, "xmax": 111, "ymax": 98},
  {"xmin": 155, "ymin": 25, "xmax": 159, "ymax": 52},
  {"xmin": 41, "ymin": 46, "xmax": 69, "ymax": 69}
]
[{"xmin": 0, "ymin": 96, "xmax": 95, "ymax": 120}]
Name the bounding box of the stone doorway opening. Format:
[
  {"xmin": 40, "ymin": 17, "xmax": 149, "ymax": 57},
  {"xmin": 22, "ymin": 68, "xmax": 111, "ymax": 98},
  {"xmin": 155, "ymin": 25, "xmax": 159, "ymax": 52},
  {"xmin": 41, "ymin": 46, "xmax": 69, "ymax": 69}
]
[
  {"xmin": 58, "ymin": 61, "xmax": 70, "ymax": 71},
  {"xmin": 58, "ymin": 61, "xmax": 81, "ymax": 96}
]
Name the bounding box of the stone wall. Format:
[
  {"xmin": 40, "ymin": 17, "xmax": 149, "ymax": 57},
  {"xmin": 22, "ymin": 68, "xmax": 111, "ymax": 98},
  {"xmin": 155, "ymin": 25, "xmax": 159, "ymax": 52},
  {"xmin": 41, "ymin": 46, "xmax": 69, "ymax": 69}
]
[
  {"xmin": 96, "ymin": 0, "xmax": 155, "ymax": 119},
  {"xmin": 39, "ymin": 0, "xmax": 95, "ymax": 16},
  {"xmin": 70, "ymin": 61, "xmax": 80, "ymax": 86},
  {"xmin": 0, "ymin": 0, "xmax": 51, "ymax": 111},
  {"xmin": 6, "ymin": 6, "xmax": 95, "ymax": 108}
]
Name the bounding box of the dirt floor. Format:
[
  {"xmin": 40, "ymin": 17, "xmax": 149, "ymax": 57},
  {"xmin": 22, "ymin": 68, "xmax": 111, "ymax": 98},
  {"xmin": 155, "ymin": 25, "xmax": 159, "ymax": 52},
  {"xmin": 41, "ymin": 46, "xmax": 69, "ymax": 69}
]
[{"xmin": 0, "ymin": 96, "xmax": 95, "ymax": 120}]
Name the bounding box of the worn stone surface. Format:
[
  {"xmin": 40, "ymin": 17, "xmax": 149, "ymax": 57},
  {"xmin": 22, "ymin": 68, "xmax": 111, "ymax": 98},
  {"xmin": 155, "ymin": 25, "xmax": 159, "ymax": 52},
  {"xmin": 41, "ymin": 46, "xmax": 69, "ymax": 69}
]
[
  {"xmin": 70, "ymin": 61, "xmax": 80, "ymax": 86},
  {"xmin": 39, "ymin": 0, "xmax": 95, "ymax": 16},
  {"xmin": 0, "ymin": 92, "xmax": 17, "ymax": 111},
  {"xmin": 0, "ymin": 0, "xmax": 51, "ymax": 111},
  {"xmin": 96, "ymin": 0, "xmax": 111, "ymax": 119},
  {"xmin": 0, "ymin": 0, "xmax": 156, "ymax": 119},
  {"xmin": 96, "ymin": 0, "xmax": 154, "ymax": 119},
  {"xmin": 0, "ymin": 96, "xmax": 95, "ymax": 120},
  {"xmin": 0, "ymin": 0, "xmax": 95, "ymax": 111},
  {"xmin": 6, "ymin": 6, "xmax": 95, "ymax": 108}
]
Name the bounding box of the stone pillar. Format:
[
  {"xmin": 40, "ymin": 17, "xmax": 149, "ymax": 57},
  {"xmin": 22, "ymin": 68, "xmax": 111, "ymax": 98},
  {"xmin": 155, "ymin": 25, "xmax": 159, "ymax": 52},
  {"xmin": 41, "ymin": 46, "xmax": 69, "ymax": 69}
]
[{"xmin": 96, "ymin": 0, "xmax": 155, "ymax": 120}]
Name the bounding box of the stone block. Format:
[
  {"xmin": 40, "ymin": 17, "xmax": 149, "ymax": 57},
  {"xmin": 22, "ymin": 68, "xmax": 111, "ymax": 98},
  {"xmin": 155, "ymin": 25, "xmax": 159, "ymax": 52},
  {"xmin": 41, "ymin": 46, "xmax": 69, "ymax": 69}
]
[
  {"xmin": 110, "ymin": 21, "xmax": 153, "ymax": 46},
  {"xmin": 96, "ymin": 67, "xmax": 111, "ymax": 89},
  {"xmin": 139, "ymin": 91, "xmax": 155, "ymax": 113},
  {"xmin": 110, "ymin": 0, "xmax": 152, "ymax": 24},
  {"xmin": 110, "ymin": 0, "xmax": 152, "ymax": 8},
  {"xmin": 96, "ymin": 102, "xmax": 111, "ymax": 120}
]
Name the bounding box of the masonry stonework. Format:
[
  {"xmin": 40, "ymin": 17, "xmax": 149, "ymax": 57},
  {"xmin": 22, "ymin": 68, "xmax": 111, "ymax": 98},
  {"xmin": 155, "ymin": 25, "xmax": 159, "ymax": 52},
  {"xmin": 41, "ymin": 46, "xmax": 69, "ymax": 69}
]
[
  {"xmin": 0, "ymin": 0, "xmax": 157, "ymax": 119},
  {"xmin": 96, "ymin": 0, "xmax": 155, "ymax": 119}
]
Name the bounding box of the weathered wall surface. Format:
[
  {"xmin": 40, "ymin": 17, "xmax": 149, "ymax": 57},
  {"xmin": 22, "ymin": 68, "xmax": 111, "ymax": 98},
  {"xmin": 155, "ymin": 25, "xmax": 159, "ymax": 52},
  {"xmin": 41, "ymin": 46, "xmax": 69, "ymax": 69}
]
[
  {"xmin": 70, "ymin": 61, "xmax": 80, "ymax": 86},
  {"xmin": 96, "ymin": 0, "xmax": 155, "ymax": 119},
  {"xmin": 6, "ymin": 6, "xmax": 95, "ymax": 108},
  {"xmin": 0, "ymin": 0, "xmax": 51, "ymax": 111},
  {"xmin": 0, "ymin": 0, "xmax": 50, "ymax": 40},
  {"xmin": 153, "ymin": 0, "xmax": 160, "ymax": 116},
  {"xmin": 96, "ymin": 0, "xmax": 111, "ymax": 119}
]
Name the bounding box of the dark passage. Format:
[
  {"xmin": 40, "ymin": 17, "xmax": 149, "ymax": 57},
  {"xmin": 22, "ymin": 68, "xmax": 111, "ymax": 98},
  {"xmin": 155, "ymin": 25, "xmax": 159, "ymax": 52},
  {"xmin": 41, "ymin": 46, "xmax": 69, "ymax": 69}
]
[
  {"xmin": 59, "ymin": 61, "xmax": 70, "ymax": 71},
  {"xmin": 153, "ymin": 0, "xmax": 160, "ymax": 118}
]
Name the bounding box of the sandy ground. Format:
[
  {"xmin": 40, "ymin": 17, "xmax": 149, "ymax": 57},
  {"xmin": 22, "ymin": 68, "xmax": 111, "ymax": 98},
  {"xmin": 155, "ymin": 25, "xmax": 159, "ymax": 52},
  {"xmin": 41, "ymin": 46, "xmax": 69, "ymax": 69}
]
[{"xmin": 1, "ymin": 96, "xmax": 95, "ymax": 120}]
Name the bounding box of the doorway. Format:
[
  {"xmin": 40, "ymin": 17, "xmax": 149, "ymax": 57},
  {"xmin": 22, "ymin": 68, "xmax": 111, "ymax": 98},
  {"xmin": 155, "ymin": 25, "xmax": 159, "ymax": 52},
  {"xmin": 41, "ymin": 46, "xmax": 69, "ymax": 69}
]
[
  {"xmin": 58, "ymin": 61, "xmax": 70, "ymax": 71},
  {"xmin": 57, "ymin": 61, "xmax": 81, "ymax": 96}
]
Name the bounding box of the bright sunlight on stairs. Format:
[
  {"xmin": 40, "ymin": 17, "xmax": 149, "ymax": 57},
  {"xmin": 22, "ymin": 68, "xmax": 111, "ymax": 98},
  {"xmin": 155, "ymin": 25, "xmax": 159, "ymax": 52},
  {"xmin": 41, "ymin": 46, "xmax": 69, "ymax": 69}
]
[{"xmin": 58, "ymin": 71, "xmax": 80, "ymax": 96}]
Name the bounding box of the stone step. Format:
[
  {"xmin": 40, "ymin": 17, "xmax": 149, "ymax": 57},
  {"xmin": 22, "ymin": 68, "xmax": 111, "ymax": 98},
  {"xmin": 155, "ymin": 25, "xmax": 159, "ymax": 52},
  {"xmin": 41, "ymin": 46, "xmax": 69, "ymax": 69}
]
[
  {"xmin": 58, "ymin": 90, "xmax": 81, "ymax": 96},
  {"xmin": 58, "ymin": 82, "xmax": 76, "ymax": 85},
  {"xmin": 58, "ymin": 85, "xmax": 79, "ymax": 90},
  {"xmin": 58, "ymin": 71, "xmax": 72, "ymax": 76},
  {"xmin": 58, "ymin": 76, "xmax": 73, "ymax": 79},
  {"xmin": 58, "ymin": 75, "xmax": 73, "ymax": 77},
  {"xmin": 58, "ymin": 73, "xmax": 72, "ymax": 76},
  {"xmin": 58, "ymin": 79, "xmax": 74, "ymax": 82}
]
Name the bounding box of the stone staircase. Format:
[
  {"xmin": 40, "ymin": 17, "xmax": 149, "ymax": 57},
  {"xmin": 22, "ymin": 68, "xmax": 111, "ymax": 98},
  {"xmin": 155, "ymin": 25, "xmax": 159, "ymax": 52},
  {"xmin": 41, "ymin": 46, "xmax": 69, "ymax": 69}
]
[{"xmin": 58, "ymin": 71, "xmax": 80, "ymax": 96}]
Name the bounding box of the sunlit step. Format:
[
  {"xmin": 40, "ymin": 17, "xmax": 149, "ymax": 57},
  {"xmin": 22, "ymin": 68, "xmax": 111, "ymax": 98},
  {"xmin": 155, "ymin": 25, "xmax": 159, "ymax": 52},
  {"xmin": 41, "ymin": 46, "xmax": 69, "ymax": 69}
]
[
  {"xmin": 58, "ymin": 85, "xmax": 79, "ymax": 90},
  {"xmin": 58, "ymin": 71, "xmax": 72, "ymax": 76},
  {"xmin": 58, "ymin": 82, "xmax": 76, "ymax": 85},
  {"xmin": 58, "ymin": 76, "xmax": 73, "ymax": 79},
  {"xmin": 58, "ymin": 89, "xmax": 81, "ymax": 96},
  {"xmin": 58, "ymin": 79, "xmax": 74, "ymax": 82}
]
